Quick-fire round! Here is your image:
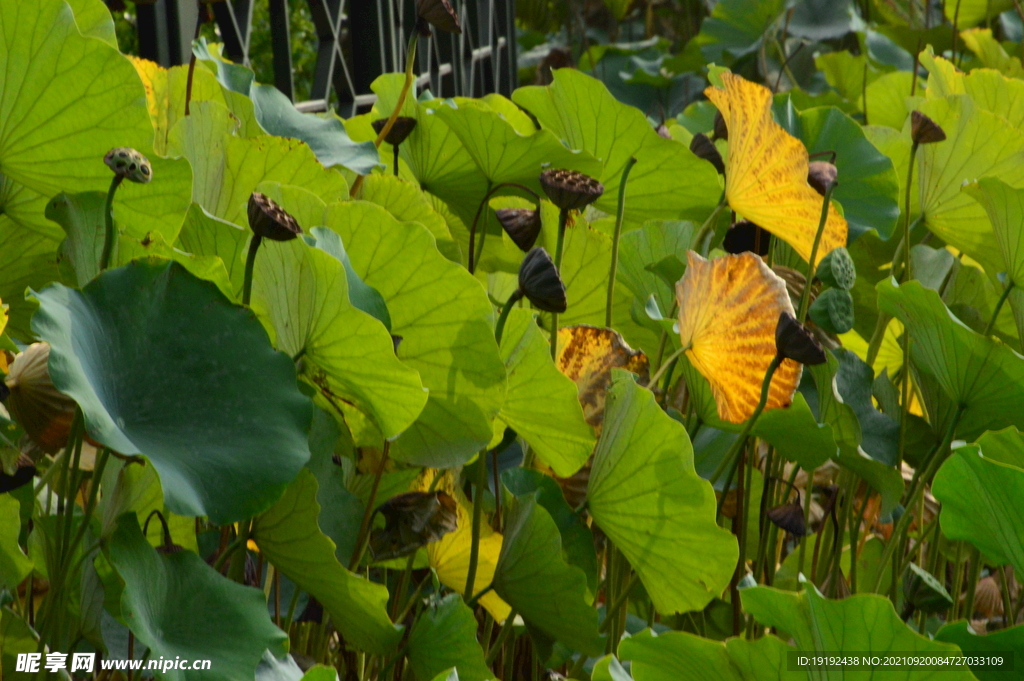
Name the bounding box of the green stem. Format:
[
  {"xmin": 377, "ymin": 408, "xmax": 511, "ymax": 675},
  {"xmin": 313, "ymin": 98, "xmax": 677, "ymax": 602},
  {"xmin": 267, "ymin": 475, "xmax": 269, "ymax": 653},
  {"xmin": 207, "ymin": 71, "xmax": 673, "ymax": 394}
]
[
  {"xmin": 695, "ymin": 199, "xmax": 726, "ymax": 256},
  {"xmin": 549, "ymin": 209, "xmax": 570, "ymax": 359},
  {"xmin": 101, "ymin": 175, "xmax": 124, "ymax": 271},
  {"xmin": 984, "ymin": 281, "xmax": 1015, "ymax": 336},
  {"xmin": 709, "ymin": 355, "xmax": 784, "ymax": 486},
  {"xmin": 962, "ymin": 546, "xmax": 982, "ymax": 619},
  {"xmin": 494, "ymin": 289, "xmax": 524, "ymax": 344},
  {"xmin": 349, "ymin": 442, "xmax": 390, "ymax": 571},
  {"xmin": 647, "ymin": 346, "xmax": 687, "ymax": 388},
  {"xmin": 468, "ymin": 182, "xmax": 540, "ymax": 273},
  {"xmin": 484, "ymin": 610, "xmax": 518, "ymax": 667},
  {"xmin": 796, "ymin": 181, "xmax": 837, "ymax": 322},
  {"xmin": 901, "ymin": 144, "xmax": 920, "ymax": 284},
  {"xmin": 599, "ymin": 573, "xmax": 640, "ymax": 634},
  {"xmin": 227, "ymin": 519, "xmax": 253, "ymax": 583},
  {"xmin": 242, "ymin": 235, "xmax": 262, "ymax": 306},
  {"xmin": 895, "ymin": 144, "xmax": 920, "ymax": 469},
  {"xmin": 606, "ymin": 157, "xmax": 637, "ymax": 327},
  {"xmin": 464, "ymin": 452, "xmax": 488, "ymax": 600}
]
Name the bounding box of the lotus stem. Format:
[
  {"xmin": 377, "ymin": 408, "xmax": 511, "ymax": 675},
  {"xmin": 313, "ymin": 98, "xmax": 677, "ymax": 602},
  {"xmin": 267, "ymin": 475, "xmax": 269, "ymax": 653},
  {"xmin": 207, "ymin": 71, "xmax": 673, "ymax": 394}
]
[
  {"xmin": 393, "ymin": 144, "xmax": 401, "ymax": 177},
  {"xmin": 241, "ymin": 235, "xmax": 262, "ymax": 306},
  {"xmin": 100, "ymin": 174, "xmax": 125, "ymax": 271},
  {"xmin": 599, "ymin": 572, "xmax": 640, "ymax": 634},
  {"xmin": 494, "ymin": 289, "xmax": 523, "ymax": 345},
  {"xmin": 464, "ymin": 451, "xmax": 489, "ymax": 600},
  {"xmin": 896, "ymin": 142, "xmax": 921, "ymax": 467},
  {"xmin": 796, "ymin": 180, "xmax": 837, "ymax": 322},
  {"xmin": 606, "ymin": 157, "xmax": 638, "ymax": 327},
  {"xmin": 550, "ymin": 208, "xmax": 570, "ymax": 359},
  {"xmin": 484, "ymin": 609, "xmax": 518, "ymax": 667},
  {"xmin": 695, "ymin": 199, "xmax": 726, "ymax": 256},
  {"xmin": 985, "ymin": 281, "xmax": 1015, "ymax": 336},
  {"xmin": 349, "ymin": 441, "xmax": 390, "ymax": 571},
  {"xmin": 468, "ymin": 182, "xmax": 540, "ymax": 273}
]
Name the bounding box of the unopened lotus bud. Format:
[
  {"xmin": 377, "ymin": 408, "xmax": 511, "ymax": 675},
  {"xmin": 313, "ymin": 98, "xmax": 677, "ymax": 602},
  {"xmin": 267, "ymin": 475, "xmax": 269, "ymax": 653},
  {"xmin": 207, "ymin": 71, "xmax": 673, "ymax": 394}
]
[
  {"xmin": 807, "ymin": 161, "xmax": 838, "ymax": 195},
  {"xmin": 104, "ymin": 147, "xmax": 152, "ymax": 184},
  {"xmin": 3, "ymin": 343, "xmax": 77, "ymax": 453},
  {"xmin": 809, "ymin": 287, "xmax": 855, "ymax": 335},
  {"xmin": 539, "ymin": 169, "xmax": 604, "ymax": 213},
  {"xmin": 247, "ymin": 192, "xmax": 302, "ymax": 242},
  {"xmin": 690, "ymin": 133, "xmax": 725, "ymax": 174},
  {"xmin": 723, "ymin": 220, "xmax": 770, "ymax": 256},
  {"xmin": 713, "ymin": 110, "xmax": 728, "ymax": 141},
  {"xmin": 775, "ymin": 312, "xmax": 826, "ymax": 365},
  {"xmin": 518, "ymin": 247, "xmax": 567, "ymax": 313},
  {"xmin": 766, "ymin": 501, "xmax": 807, "ymax": 536},
  {"xmin": 911, "ymin": 111, "xmax": 946, "ymax": 145},
  {"xmin": 495, "ymin": 207, "xmax": 542, "ymax": 251},
  {"xmin": 815, "ymin": 247, "xmax": 856, "ymax": 290},
  {"xmin": 416, "ymin": 0, "xmax": 461, "ymax": 35},
  {"xmin": 371, "ymin": 117, "xmax": 418, "ymax": 146},
  {"xmin": 972, "ymin": 576, "xmax": 1003, "ymax": 619},
  {"xmin": 903, "ymin": 563, "xmax": 953, "ymax": 614}
]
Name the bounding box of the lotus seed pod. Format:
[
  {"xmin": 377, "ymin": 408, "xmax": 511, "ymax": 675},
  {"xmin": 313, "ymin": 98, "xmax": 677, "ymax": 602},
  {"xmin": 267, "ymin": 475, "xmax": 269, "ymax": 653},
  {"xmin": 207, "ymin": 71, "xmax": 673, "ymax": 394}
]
[
  {"xmin": 539, "ymin": 169, "xmax": 604, "ymax": 213},
  {"xmin": 3, "ymin": 343, "xmax": 77, "ymax": 453},
  {"xmin": 814, "ymin": 246, "xmax": 856, "ymax": 290},
  {"xmin": 103, "ymin": 147, "xmax": 152, "ymax": 184},
  {"xmin": 903, "ymin": 563, "xmax": 954, "ymax": 614},
  {"xmin": 495, "ymin": 207, "xmax": 542, "ymax": 251},
  {"xmin": 689, "ymin": 133, "xmax": 725, "ymax": 175},
  {"xmin": 713, "ymin": 110, "xmax": 728, "ymax": 141},
  {"xmin": 247, "ymin": 192, "xmax": 302, "ymax": 242},
  {"xmin": 911, "ymin": 111, "xmax": 946, "ymax": 145},
  {"xmin": 807, "ymin": 161, "xmax": 838, "ymax": 196},
  {"xmin": 809, "ymin": 287, "xmax": 855, "ymax": 335},
  {"xmin": 766, "ymin": 501, "xmax": 807, "ymax": 536},
  {"xmin": 518, "ymin": 247, "xmax": 567, "ymax": 313},
  {"xmin": 371, "ymin": 117, "xmax": 418, "ymax": 146},
  {"xmin": 416, "ymin": 0, "xmax": 461, "ymax": 35},
  {"xmin": 775, "ymin": 312, "xmax": 826, "ymax": 366},
  {"xmin": 723, "ymin": 220, "xmax": 771, "ymax": 256}
]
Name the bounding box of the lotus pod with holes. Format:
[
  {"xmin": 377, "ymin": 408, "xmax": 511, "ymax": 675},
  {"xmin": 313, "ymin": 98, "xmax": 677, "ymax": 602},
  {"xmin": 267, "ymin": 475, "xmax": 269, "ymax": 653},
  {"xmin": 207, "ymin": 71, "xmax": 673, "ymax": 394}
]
[
  {"xmin": 815, "ymin": 247, "xmax": 856, "ymax": 291},
  {"xmin": 103, "ymin": 147, "xmax": 152, "ymax": 184},
  {"xmin": 809, "ymin": 287, "xmax": 855, "ymax": 335},
  {"xmin": 539, "ymin": 169, "xmax": 604, "ymax": 212}
]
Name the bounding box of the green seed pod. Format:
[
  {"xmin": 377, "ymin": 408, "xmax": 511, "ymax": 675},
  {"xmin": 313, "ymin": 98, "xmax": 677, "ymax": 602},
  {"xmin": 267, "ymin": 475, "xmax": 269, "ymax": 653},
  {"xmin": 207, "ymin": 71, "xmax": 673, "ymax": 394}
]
[
  {"xmin": 903, "ymin": 563, "xmax": 953, "ymax": 615},
  {"xmin": 539, "ymin": 169, "xmax": 604, "ymax": 213},
  {"xmin": 104, "ymin": 147, "xmax": 152, "ymax": 184},
  {"xmin": 814, "ymin": 247, "xmax": 856, "ymax": 290},
  {"xmin": 518, "ymin": 247, "xmax": 567, "ymax": 313},
  {"xmin": 809, "ymin": 287, "xmax": 855, "ymax": 335}
]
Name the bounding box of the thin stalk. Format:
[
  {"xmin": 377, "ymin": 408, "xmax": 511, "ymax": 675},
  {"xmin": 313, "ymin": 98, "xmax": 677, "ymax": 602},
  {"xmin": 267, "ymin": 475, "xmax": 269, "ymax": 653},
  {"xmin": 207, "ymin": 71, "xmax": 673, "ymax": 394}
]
[
  {"xmin": 227, "ymin": 519, "xmax": 253, "ymax": 583},
  {"xmin": 550, "ymin": 209, "xmax": 570, "ymax": 359},
  {"xmin": 896, "ymin": 143, "xmax": 921, "ymax": 468},
  {"xmin": 848, "ymin": 486, "xmax": 871, "ymax": 594},
  {"xmin": 183, "ymin": 7, "xmax": 205, "ymax": 116},
  {"xmin": 599, "ymin": 573, "xmax": 640, "ymax": 634},
  {"xmin": 464, "ymin": 452, "xmax": 489, "ymax": 600},
  {"xmin": 242, "ymin": 235, "xmax": 262, "ymax": 306},
  {"xmin": 349, "ymin": 442, "xmax": 391, "ymax": 570},
  {"xmin": 750, "ymin": 448, "xmax": 777, "ymax": 588},
  {"xmin": 1000, "ymin": 567, "xmax": 1014, "ymax": 628},
  {"xmin": 390, "ymin": 552, "xmax": 417, "ymax": 621},
  {"xmin": 494, "ymin": 290, "xmax": 524, "ymax": 344},
  {"xmin": 484, "ymin": 611, "xmax": 518, "ymax": 667},
  {"xmin": 962, "ymin": 546, "xmax": 982, "ymax": 619},
  {"xmin": 393, "ymin": 144, "xmax": 400, "ymax": 177},
  {"xmin": 101, "ymin": 175, "xmax": 125, "ymax": 271},
  {"xmin": 796, "ymin": 181, "xmax": 837, "ymax": 322},
  {"xmin": 606, "ymin": 157, "xmax": 638, "ymax": 327},
  {"xmin": 709, "ymin": 355, "xmax": 784, "ymax": 486},
  {"xmin": 985, "ymin": 281, "xmax": 1015, "ymax": 336},
  {"xmin": 796, "ymin": 468, "xmax": 816, "ymax": 583},
  {"xmin": 950, "ymin": 541, "xmax": 965, "ymax": 620},
  {"xmin": 468, "ymin": 183, "xmax": 540, "ymax": 273},
  {"xmin": 648, "ymin": 346, "xmax": 687, "ymax": 388}
]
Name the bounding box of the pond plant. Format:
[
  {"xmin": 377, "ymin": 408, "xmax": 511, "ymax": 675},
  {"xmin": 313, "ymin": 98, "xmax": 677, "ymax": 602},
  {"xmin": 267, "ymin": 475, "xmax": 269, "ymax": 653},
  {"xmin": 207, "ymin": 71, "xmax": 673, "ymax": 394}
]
[{"xmin": 1, "ymin": 0, "xmax": 1023, "ymax": 679}]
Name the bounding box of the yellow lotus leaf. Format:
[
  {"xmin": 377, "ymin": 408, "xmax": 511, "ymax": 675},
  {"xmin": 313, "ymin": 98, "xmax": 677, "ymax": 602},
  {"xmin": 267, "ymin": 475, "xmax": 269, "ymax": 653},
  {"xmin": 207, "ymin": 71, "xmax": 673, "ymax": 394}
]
[
  {"xmin": 555, "ymin": 325, "xmax": 649, "ymax": 432},
  {"xmin": 0, "ymin": 300, "xmax": 6, "ymax": 372},
  {"xmin": 705, "ymin": 73, "xmax": 847, "ymax": 267},
  {"xmin": 413, "ymin": 469, "xmax": 511, "ymax": 622},
  {"xmin": 676, "ymin": 251, "xmax": 802, "ymax": 424}
]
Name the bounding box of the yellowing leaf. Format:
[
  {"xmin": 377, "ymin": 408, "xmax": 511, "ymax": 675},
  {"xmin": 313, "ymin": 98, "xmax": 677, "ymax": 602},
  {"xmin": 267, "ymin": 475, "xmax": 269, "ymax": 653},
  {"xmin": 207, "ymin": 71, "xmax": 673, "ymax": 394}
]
[
  {"xmin": 676, "ymin": 252, "xmax": 801, "ymax": 424},
  {"xmin": 555, "ymin": 325, "xmax": 649, "ymax": 431},
  {"xmin": 414, "ymin": 470, "xmax": 511, "ymax": 622},
  {"xmin": 705, "ymin": 73, "xmax": 848, "ymax": 267}
]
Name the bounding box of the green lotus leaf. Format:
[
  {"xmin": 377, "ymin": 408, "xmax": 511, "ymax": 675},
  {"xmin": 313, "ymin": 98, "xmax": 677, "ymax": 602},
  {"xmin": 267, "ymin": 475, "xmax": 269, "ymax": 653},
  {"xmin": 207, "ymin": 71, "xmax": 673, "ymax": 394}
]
[
  {"xmin": 513, "ymin": 69, "xmax": 721, "ymax": 224},
  {"xmin": 933, "ymin": 440, "xmax": 1024, "ymax": 576},
  {"xmin": 251, "ymin": 234, "xmax": 426, "ymax": 440},
  {"xmin": 618, "ymin": 220, "xmax": 697, "ymax": 316},
  {"xmin": 0, "ymin": 495, "xmax": 31, "ymax": 589},
  {"xmin": 305, "ymin": 226, "xmax": 392, "ymax": 331},
  {"xmin": 324, "ymin": 200, "xmax": 506, "ymax": 466},
  {"xmin": 877, "ymin": 277, "xmax": 1024, "ymax": 439},
  {"xmin": 914, "ymin": 95, "xmax": 1024, "ymax": 277},
  {"xmin": 741, "ymin": 585, "xmax": 975, "ymax": 680},
  {"xmin": 66, "ymin": 0, "xmax": 118, "ymax": 46},
  {"xmin": 252, "ymin": 468, "xmax": 402, "ymax": 655},
  {"xmin": 863, "ymin": 72, "xmax": 919, "ymax": 130},
  {"xmin": 922, "ymin": 51, "xmax": 1024, "ymax": 130},
  {"xmin": 942, "ymin": 0, "xmax": 1012, "ymax": 29},
  {"xmin": 962, "ymin": 178, "xmax": 1024, "ymax": 287},
  {"xmin": 773, "ymin": 101, "xmax": 900, "ymax": 240},
  {"xmin": 587, "ymin": 374, "xmax": 737, "ymax": 614},
  {"xmin": 175, "ymin": 203, "xmax": 249, "ymax": 295},
  {"xmin": 492, "ymin": 494, "xmax": 604, "ymax": 656},
  {"xmin": 695, "ymin": 0, "xmax": 786, "ymax": 62},
  {"xmin": 406, "ymin": 594, "xmax": 492, "ymax": 681},
  {"xmin": 935, "ymin": 620, "xmax": 1024, "ymax": 681},
  {"xmin": 359, "ymin": 174, "xmax": 461, "ymax": 263},
  {"xmin": 108, "ymin": 513, "xmax": 288, "ymax": 681},
  {"xmin": 619, "ymin": 628, "xmax": 793, "ymax": 681},
  {"xmin": 31, "ymin": 258, "xmax": 312, "ymax": 523},
  {"xmin": 960, "ymin": 27, "xmax": 1024, "ymax": 78},
  {"xmin": 591, "ymin": 655, "xmax": 632, "ymax": 681},
  {"xmin": 1, "ymin": 608, "xmax": 36, "ymax": 679},
  {"xmin": 497, "ymin": 308, "xmax": 594, "ymax": 477},
  {"xmin": 167, "ymin": 101, "xmax": 348, "ymax": 227}
]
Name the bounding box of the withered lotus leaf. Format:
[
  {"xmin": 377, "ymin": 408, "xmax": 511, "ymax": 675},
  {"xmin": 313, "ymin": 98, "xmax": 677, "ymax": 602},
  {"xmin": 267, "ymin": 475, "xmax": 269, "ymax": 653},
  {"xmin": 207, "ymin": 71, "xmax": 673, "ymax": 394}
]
[
  {"xmin": 704, "ymin": 73, "xmax": 847, "ymax": 268},
  {"xmin": 368, "ymin": 490, "xmax": 459, "ymax": 562},
  {"xmin": 676, "ymin": 252, "xmax": 801, "ymax": 424}
]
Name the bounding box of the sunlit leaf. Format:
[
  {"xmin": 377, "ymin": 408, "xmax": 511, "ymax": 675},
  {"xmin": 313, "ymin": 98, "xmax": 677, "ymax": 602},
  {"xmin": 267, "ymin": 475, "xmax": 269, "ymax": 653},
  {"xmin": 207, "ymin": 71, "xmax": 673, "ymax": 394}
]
[
  {"xmin": 0, "ymin": 494, "xmax": 30, "ymax": 589},
  {"xmin": 619, "ymin": 628, "xmax": 792, "ymax": 681},
  {"xmin": 960, "ymin": 28, "xmax": 1024, "ymax": 78},
  {"xmin": 942, "ymin": 0, "xmax": 1013, "ymax": 30},
  {"xmin": 587, "ymin": 375, "xmax": 737, "ymax": 613},
  {"xmin": 706, "ymin": 73, "xmax": 848, "ymax": 266},
  {"xmin": 359, "ymin": 174, "xmax": 461, "ymax": 263},
  {"xmin": 677, "ymin": 252, "xmax": 801, "ymax": 424},
  {"xmin": 962, "ymin": 178, "xmax": 1024, "ymax": 288}
]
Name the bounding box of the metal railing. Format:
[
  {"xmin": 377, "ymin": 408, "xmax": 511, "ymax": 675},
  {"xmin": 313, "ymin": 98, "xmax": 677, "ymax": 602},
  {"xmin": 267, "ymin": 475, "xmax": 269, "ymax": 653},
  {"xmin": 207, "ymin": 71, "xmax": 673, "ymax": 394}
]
[{"xmin": 131, "ymin": 0, "xmax": 517, "ymax": 116}]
